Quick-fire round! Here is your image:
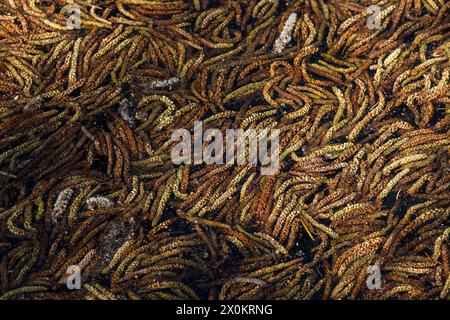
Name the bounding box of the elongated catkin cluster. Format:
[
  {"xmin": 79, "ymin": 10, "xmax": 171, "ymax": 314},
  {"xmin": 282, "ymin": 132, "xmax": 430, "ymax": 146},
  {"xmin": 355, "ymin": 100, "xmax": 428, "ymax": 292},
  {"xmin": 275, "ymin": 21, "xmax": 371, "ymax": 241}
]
[{"xmin": 0, "ymin": 0, "xmax": 449, "ymax": 300}]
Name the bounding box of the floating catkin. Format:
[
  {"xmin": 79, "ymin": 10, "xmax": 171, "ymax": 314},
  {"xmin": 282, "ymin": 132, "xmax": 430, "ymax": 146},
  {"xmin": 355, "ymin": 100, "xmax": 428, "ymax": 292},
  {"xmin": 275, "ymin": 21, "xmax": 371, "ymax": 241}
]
[{"xmin": 0, "ymin": 0, "xmax": 449, "ymax": 301}]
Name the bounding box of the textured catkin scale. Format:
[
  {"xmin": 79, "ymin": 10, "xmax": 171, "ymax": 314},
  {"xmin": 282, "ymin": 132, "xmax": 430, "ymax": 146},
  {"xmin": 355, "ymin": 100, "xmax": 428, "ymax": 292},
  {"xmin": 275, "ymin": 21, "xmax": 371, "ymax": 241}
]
[{"xmin": 0, "ymin": 0, "xmax": 449, "ymax": 301}]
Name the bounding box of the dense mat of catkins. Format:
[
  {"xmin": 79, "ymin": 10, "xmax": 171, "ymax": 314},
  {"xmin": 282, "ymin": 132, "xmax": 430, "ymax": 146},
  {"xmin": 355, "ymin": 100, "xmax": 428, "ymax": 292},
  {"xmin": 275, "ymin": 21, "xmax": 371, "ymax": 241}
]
[{"xmin": 0, "ymin": 0, "xmax": 449, "ymax": 300}]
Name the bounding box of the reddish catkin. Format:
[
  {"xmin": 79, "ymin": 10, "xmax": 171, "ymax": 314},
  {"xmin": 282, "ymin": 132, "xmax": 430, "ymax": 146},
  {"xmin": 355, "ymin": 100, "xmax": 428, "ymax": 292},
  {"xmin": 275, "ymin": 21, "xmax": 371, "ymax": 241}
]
[{"xmin": 0, "ymin": 0, "xmax": 449, "ymax": 302}]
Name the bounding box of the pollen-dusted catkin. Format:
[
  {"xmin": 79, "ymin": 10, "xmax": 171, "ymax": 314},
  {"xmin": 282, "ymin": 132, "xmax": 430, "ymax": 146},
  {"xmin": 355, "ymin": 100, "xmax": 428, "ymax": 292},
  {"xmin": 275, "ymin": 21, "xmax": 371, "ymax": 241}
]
[
  {"xmin": 273, "ymin": 13, "xmax": 298, "ymax": 54},
  {"xmin": 52, "ymin": 188, "xmax": 74, "ymax": 224},
  {"xmin": 0, "ymin": 0, "xmax": 449, "ymax": 302},
  {"xmin": 86, "ymin": 196, "xmax": 115, "ymax": 210}
]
